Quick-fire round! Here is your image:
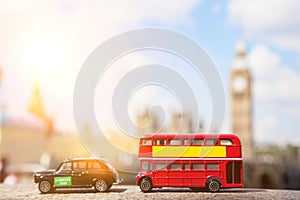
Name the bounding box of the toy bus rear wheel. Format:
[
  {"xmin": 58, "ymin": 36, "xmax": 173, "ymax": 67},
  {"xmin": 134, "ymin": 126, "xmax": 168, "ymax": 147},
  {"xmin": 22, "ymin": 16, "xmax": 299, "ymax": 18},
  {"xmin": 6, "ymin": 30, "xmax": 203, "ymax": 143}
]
[
  {"xmin": 38, "ymin": 180, "xmax": 53, "ymax": 194},
  {"xmin": 207, "ymin": 180, "xmax": 220, "ymax": 192},
  {"xmin": 139, "ymin": 178, "xmax": 152, "ymax": 192}
]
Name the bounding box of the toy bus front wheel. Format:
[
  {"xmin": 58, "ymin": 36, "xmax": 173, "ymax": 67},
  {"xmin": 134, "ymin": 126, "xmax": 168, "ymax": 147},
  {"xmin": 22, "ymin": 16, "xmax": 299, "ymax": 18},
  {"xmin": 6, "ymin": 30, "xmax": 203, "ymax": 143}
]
[
  {"xmin": 207, "ymin": 180, "xmax": 220, "ymax": 192},
  {"xmin": 139, "ymin": 178, "xmax": 153, "ymax": 192}
]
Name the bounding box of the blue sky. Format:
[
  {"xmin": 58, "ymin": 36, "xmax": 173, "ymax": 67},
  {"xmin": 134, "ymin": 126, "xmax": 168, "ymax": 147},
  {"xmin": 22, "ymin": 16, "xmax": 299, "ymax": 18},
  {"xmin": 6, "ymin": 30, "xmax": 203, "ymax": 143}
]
[{"xmin": 0, "ymin": 0, "xmax": 299, "ymax": 145}]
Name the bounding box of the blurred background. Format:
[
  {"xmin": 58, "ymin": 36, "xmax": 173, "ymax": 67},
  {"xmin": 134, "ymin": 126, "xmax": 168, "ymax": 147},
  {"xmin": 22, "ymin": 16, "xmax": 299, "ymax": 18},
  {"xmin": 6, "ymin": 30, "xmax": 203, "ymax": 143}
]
[{"xmin": 0, "ymin": 0, "xmax": 300, "ymax": 189}]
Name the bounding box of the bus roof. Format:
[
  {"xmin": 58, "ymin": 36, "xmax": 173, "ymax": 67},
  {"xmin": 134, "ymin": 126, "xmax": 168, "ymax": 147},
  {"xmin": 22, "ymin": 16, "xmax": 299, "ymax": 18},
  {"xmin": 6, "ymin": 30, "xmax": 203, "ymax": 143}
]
[
  {"xmin": 141, "ymin": 133, "xmax": 241, "ymax": 143},
  {"xmin": 142, "ymin": 133, "xmax": 238, "ymax": 138}
]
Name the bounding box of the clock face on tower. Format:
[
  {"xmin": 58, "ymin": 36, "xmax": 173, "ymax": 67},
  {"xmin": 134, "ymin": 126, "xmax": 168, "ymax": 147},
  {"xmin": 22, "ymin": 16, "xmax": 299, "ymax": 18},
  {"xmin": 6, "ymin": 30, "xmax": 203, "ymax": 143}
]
[{"xmin": 233, "ymin": 76, "xmax": 247, "ymax": 93}]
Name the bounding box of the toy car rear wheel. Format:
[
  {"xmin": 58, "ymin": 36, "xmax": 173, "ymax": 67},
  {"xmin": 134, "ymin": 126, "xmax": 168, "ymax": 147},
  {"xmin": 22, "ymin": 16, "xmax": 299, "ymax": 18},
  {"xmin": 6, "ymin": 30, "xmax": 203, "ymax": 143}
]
[
  {"xmin": 207, "ymin": 180, "xmax": 220, "ymax": 192},
  {"xmin": 139, "ymin": 178, "xmax": 152, "ymax": 192},
  {"xmin": 38, "ymin": 180, "xmax": 52, "ymax": 194},
  {"xmin": 95, "ymin": 179, "xmax": 108, "ymax": 192}
]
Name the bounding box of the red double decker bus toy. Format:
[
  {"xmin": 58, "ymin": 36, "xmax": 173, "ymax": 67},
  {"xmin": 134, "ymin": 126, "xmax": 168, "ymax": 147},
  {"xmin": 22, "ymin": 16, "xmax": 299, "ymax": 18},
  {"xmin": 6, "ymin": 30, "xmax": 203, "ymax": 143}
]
[{"xmin": 136, "ymin": 134, "xmax": 243, "ymax": 192}]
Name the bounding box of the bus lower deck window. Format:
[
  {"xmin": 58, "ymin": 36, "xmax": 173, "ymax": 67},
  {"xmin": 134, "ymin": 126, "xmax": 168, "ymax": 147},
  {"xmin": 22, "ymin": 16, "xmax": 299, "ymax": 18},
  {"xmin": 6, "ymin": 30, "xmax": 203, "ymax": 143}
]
[
  {"xmin": 192, "ymin": 164, "xmax": 204, "ymax": 170},
  {"xmin": 142, "ymin": 162, "xmax": 152, "ymax": 172},
  {"xmin": 154, "ymin": 163, "xmax": 167, "ymax": 170},
  {"xmin": 169, "ymin": 163, "xmax": 181, "ymax": 170},
  {"xmin": 183, "ymin": 163, "xmax": 190, "ymax": 170},
  {"xmin": 207, "ymin": 164, "xmax": 219, "ymax": 170}
]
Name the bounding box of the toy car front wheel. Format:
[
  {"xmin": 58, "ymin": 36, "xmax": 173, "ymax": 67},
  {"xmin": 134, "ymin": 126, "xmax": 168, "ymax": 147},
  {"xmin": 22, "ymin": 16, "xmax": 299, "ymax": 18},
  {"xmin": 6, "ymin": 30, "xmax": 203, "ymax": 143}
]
[
  {"xmin": 207, "ymin": 180, "xmax": 220, "ymax": 192},
  {"xmin": 38, "ymin": 180, "xmax": 52, "ymax": 194},
  {"xmin": 95, "ymin": 179, "xmax": 108, "ymax": 192},
  {"xmin": 139, "ymin": 178, "xmax": 152, "ymax": 192}
]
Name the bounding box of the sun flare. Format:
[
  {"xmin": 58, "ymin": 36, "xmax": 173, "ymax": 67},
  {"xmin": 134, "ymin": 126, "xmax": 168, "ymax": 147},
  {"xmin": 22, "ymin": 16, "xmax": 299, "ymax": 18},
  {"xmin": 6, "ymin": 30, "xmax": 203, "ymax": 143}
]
[{"xmin": 23, "ymin": 34, "xmax": 68, "ymax": 80}]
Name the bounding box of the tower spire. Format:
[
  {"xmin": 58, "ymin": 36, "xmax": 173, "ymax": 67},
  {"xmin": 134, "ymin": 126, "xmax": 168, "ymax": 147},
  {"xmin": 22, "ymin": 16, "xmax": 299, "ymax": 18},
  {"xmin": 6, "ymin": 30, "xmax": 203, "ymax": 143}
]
[
  {"xmin": 28, "ymin": 83, "xmax": 46, "ymax": 119},
  {"xmin": 28, "ymin": 83, "xmax": 53, "ymax": 137},
  {"xmin": 231, "ymin": 41, "xmax": 248, "ymax": 70},
  {"xmin": 236, "ymin": 41, "xmax": 246, "ymax": 57}
]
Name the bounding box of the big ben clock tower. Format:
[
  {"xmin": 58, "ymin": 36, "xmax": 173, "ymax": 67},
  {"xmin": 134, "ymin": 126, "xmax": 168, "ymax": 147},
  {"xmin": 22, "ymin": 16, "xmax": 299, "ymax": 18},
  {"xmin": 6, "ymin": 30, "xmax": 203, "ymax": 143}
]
[{"xmin": 230, "ymin": 42, "xmax": 253, "ymax": 160}]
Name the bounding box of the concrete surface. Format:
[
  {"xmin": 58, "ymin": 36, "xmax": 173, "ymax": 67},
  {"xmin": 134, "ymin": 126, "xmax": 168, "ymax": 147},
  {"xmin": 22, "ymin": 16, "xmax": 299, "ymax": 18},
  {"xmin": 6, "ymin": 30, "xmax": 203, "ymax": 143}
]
[{"xmin": 0, "ymin": 184, "xmax": 299, "ymax": 200}]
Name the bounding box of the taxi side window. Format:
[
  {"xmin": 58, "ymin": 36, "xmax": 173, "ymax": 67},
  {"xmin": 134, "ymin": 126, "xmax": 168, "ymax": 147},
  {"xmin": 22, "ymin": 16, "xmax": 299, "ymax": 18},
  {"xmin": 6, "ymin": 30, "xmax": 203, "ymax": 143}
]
[
  {"xmin": 88, "ymin": 161, "xmax": 101, "ymax": 169},
  {"xmin": 73, "ymin": 161, "xmax": 86, "ymax": 171}
]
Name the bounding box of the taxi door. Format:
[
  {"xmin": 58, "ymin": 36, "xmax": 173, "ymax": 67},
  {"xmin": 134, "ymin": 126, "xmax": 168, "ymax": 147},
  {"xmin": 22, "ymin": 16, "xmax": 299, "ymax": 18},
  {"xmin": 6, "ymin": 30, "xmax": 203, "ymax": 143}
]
[
  {"xmin": 54, "ymin": 162, "xmax": 73, "ymax": 187},
  {"xmin": 71, "ymin": 161, "xmax": 88, "ymax": 186}
]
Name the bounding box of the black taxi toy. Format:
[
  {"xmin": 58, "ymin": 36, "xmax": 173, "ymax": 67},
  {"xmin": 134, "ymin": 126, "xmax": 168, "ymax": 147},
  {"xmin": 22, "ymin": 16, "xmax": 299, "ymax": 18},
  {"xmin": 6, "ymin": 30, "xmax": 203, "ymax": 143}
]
[{"xmin": 33, "ymin": 158, "xmax": 122, "ymax": 193}]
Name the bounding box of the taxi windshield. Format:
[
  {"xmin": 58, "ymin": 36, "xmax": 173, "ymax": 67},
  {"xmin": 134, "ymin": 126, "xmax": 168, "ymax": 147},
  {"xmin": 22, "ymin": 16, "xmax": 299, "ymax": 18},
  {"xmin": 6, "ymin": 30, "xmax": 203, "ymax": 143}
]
[{"xmin": 57, "ymin": 162, "xmax": 71, "ymax": 171}]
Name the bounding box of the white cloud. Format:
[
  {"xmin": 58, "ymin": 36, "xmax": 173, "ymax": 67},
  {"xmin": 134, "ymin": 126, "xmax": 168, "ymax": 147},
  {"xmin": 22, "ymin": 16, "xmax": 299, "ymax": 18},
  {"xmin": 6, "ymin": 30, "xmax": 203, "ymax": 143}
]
[
  {"xmin": 227, "ymin": 0, "xmax": 300, "ymax": 52},
  {"xmin": 249, "ymin": 44, "xmax": 300, "ymax": 144},
  {"xmin": 249, "ymin": 44, "xmax": 300, "ymax": 104}
]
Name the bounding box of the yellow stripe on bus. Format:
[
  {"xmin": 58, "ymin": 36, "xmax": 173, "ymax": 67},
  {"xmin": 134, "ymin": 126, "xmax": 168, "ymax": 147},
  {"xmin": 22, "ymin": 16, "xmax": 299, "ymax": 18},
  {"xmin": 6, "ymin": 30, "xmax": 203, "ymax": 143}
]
[{"xmin": 152, "ymin": 146, "xmax": 226, "ymax": 158}]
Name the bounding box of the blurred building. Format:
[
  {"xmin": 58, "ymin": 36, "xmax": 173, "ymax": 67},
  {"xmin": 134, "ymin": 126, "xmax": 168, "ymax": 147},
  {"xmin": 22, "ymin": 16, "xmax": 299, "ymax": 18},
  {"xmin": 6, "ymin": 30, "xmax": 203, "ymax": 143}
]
[
  {"xmin": 135, "ymin": 108, "xmax": 159, "ymax": 136},
  {"xmin": 168, "ymin": 112, "xmax": 192, "ymax": 133},
  {"xmin": 0, "ymin": 112, "xmax": 47, "ymax": 174},
  {"xmin": 281, "ymin": 145, "xmax": 300, "ymax": 189},
  {"xmin": 0, "ymin": 84, "xmax": 91, "ymax": 182},
  {"xmin": 135, "ymin": 108, "xmax": 203, "ymax": 134}
]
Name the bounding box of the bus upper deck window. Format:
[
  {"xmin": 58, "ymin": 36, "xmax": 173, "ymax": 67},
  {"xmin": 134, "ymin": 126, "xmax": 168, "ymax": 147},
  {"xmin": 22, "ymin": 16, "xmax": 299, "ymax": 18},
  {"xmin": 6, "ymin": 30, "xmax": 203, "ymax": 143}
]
[
  {"xmin": 142, "ymin": 139, "xmax": 152, "ymax": 145},
  {"xmin": 205, "ymin": 139, "xmax": 218, "ymax": 145},
  {"xmin": 154, "ymin": 139, "xmax": 166, "ymax": 145},
  {"xmin": 191, "ymin": 139, "xmax": 203, "ymax": 145},
  {"xmin": 183, "ymin": 139, "xmax": 190, "ymax": 145},
  {"xmin": 220, "ymin": 139, "xmax": 233, "ymax": 146},
  {"xmin": 168, "ymin": 139, "xmax": 181, "ymax": 145}
]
